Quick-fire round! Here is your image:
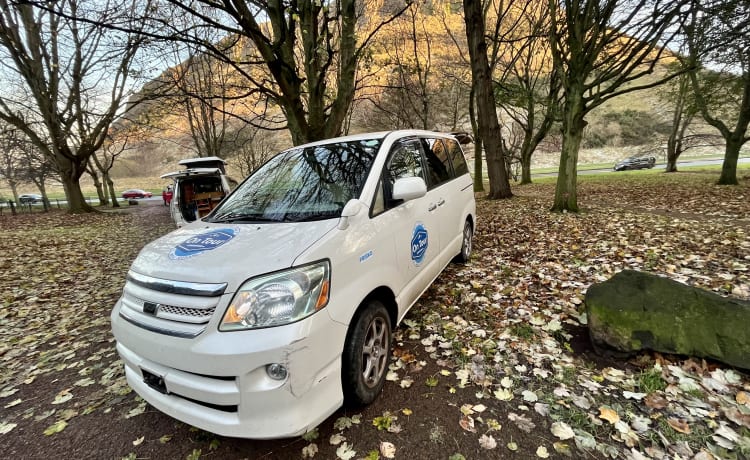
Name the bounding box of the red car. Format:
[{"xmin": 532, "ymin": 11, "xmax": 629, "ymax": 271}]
[{"xmin": 121, "ymin": 189, "xmax": 153, "ymax": 199}]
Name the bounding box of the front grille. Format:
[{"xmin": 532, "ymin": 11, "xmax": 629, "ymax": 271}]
[
  {"xmin": 158, "ymin": 303, "xmax": 216, "ymax": 319},
  {"xmin": 128, "ymin": 295, "xmax": 215, "ymax": 325},
  {"xmin": 120, "ymin": 277, "xmax": 224, "ymax": 337}
]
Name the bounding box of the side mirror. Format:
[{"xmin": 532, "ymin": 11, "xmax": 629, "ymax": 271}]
[
  {"xmin": 392, "ymin": 177, "xmax": 427, "ymax": 201},
  {"xmin": 338, "ymin": 199, "xmax": 364, "ymax": 230}
]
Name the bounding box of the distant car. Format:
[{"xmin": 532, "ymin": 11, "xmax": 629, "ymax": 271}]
[
  {"xmin": 121, "ymin": 189, "xmax": 153, "ymax": 199},
  {"xmin": 614, "ymin": 156, "xmax": 656, "ymax": 171},
  {"xmin": 18, "ymin": 193, "xmax": 43, "ymax": 204}
]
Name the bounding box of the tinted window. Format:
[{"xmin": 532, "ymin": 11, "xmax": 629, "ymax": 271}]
[
  {"xmin": 421, "ymin": 138, "xmax": 452, "ymax": 187},
  {"xmin": 388, "ymin": 140, "xmax": 424, "ymax": 182},
  {"xmin": 210, "ymin": 139, "xmax": 381, "ymax": 222},
  {"xmin": 372, "ymin": 140, "xmax": 425, "ymax": 216},
  {"xmin": 445, "ymin": 138, "xmax": 469, "ymax": 176}
]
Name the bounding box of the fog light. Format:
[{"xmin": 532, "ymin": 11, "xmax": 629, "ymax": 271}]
[{"xmin": 266, "ymin": 363, "xmax": 288, "ymax": 381}]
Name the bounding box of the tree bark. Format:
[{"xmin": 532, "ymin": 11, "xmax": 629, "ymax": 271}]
[
  {"xmin": 57, "ymin": 151, "xmax": 95, "ymax": 213},
  {"xmin": 463, "ymin": 0, "xmax": 511, "ymax": 199},
  {"xmin": 468, "ymin": 85, "xmax": 484, "ymax": 192},
  {"xmin": 106, "ymin": 175, "xmax": 120, "ymax": 208},
  {"xmin": 552, "ymin": 88, "xmax": 586, "ymax": 212},
  {"xmin": 718, "ymin": 135, "xmax": 742, "ymax": 185}
]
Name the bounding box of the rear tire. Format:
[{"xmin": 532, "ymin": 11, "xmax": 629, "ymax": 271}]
[
  {"xmin": 454, "ymin": 219, "xmax": 473, "ymax": 264},
  {"xmin": 342, "ymin": 300, "xmax": 392, "ymax": 407}
]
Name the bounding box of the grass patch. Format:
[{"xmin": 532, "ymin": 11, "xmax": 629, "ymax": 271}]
[
  {"xmin": 637, "ymin": 368, "xmax": 667, "ymax": 393},
  {"xmin": 509, "ymin": 323, "xmax": 536, "ymax": 341}
]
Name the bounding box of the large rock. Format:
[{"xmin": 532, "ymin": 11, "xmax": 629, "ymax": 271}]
[{"xmin": 586, "ymin": 270, "xmax": 750, "ymax": 370}]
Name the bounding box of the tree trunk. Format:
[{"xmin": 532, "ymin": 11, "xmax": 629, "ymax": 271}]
[
  {"xmin": 58, "ymin": 154, "xmax": 95, "ymax": 213},
  {"xmin": 464, "ymin": 0, "xmax": 511, "ymax": 200},
  {"xmin": 89, "ymin": 167, "xmax": 107, "ymax": 206},
  {"xmin": 469, "ymin": 86, "xmax": 484, "ymax": 192},
  {"xmin": 665, "ymin": 131, "xmax": 679, "ymax": 173},
  {"xmin": 106, "ymin": 175, "xmax": 120, "ymax": 208},
  {"xmin": 519, "ymin": 133, "xmax": 534, "ymax": 185},
  {"xmin": 718, "ymin": 135, "xmax": 742, "ymax": 185},
  {"xmin": 552, "ymin": 89, "xmax": 586, "ymax": 212}
]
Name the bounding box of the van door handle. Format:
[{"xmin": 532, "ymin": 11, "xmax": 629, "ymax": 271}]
[
  {"xmin": 437, "ymin": 198, "xmax": 445, "ymax": 206},
  {"xmin": 428, "ymin": 203, "xmax": 437, "ymax": 211}
]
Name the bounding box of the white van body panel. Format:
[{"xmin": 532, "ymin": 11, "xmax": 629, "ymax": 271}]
[{"xmin": 129, "ymin": 220, "xmax": 337, "ymax": 286}]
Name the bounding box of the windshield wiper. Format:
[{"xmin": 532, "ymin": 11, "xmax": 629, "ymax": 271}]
[{"xmin": 209, "ymin": 213, "xmax": 284, "ymax": 223}]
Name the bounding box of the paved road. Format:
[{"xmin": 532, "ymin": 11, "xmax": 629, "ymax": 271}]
[{"xmin": 534, "ymin": 156, "xmax": 750, "ymax": 178}]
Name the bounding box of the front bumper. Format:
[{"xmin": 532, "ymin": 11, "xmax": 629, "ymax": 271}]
[{"xmin": 111, "ymin": 301, "xmax": 347, "ymax": 439}]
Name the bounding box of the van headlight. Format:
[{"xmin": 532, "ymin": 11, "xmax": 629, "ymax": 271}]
[{"xmin": 219, "ymin": 261, "xmax": 330, "ymax": 331}]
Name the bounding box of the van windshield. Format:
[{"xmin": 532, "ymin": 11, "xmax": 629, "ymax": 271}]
[{"xmin": 209, "ymin": 138, "xmax": 382, "ymax": 223}]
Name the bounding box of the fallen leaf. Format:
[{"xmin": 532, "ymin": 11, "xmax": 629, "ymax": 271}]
[
  {"xmin": 534, "ymin": 403, "xmax": 550, "ymax": 417},
  {"xmin": 553, "ymin": 441, "xmax": 573, "ymax": 457},
  {"xmin": 459, "ymin": 415, "xmax": 476, "ymax": 432},
  {"xmin": 551, "ymin": 421, "xmax": 575, "ymax": 440},
  {"xmin": 52, "ymin": 390, "xmax": 73, "ymax": 405},
  {"xmin": 329, "ymin": 433, "xmax": 345, "ymax": 445},
  {"xmin": 667, "ymin": 417, "xmax": 691, "ymax": 434},
  {"xmin": 622, "ymin": 391, "xmax": 646, "ymax": 400},
  {"xmin": 43, "ymin": 420, "xmax": 67, "ymax": 436},
  {"xmin": 508, "ymin": 412, "xmax": 535, "ymax": 433},
  {"xmin": 598, "ymin": 406, "xmax": 620, "ymax": 425},
  {"xmin": 301, "ymin": 443, "xmax": 318, "ymax": 458},
  {"xmin": 479, "ymin": 434, "xmax": 497, "ymax": 449},
  {"xmin": 0, "ymin": 422, "xmax": 17, "ymax": 435},
  {"xmin": 0, "ymin": 388, "xmax": 18, "ymax": 398},
  {"xmin": 507, "ymin": 441, "xmax": 518, "ymax": 451},
  {"xmin": 333, "ymin": 417, "xmax": 352, "ymax": 431},
  {"xmin": 4, "ymin": 399, "xmax": 22, "ymax": 408},
  {"xmin": 335, "ymin": 442, "xmax": 356, "ymax": 460},
  {"xmin": 737, "ymin": 391, "xmax": 749, "ymax": 406},
  {"xmin": 536, "ymin": 446, "xmax": 550, "ymax": 458},
  {"xmin": 494, "ymin": 388, "xmax": 513, "ymax": 401},
  {"xmin": 724, "ymin": 407, "xmax": 750, "ymax": 428},
  {"xmin": 522, "ymin": 390, "xmax": 539, "ymax": 402},
  {"xmin": 132, "ymin": 436, "xmax": 144, "ymax": 446},
  {"xmin": 644, "ymin": 393, "xmax": 668, "ymax": 410},
  {"xmin": 399, "ymin": 377, "xmax": 413, "ymax": 388},
  {"xmin": 380, "ymin": 441, "xmax": 396, "ymax": 458}
]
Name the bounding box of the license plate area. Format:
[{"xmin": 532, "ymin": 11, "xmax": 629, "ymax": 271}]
[{"xmin": 142, "ymin": 369, "xmax": 168, "ymax": 394}]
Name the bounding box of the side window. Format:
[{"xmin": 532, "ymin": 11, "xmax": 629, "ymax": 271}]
[
  {"xmin": 421, "ymin": 138, "xmax": 453, "ymax": 188},
  {"xmin": 372, "ymin": 140, "xmax": 425, "ymax": 216},
  {"xmin": 445, "ymin": 138, "xmax": 469, "ymax": 176},
  {"xmin": 388, "ymin": 140, "xmax": 424, "ymax": 182}
]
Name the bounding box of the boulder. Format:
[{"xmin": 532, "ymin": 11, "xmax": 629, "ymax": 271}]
[{"xmin": 586, "ymin": 270, "xmax": 750, "ymax": 370}]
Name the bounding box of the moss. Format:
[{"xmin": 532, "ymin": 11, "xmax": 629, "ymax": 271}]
[{"xmin": 586, "ymin": 270, "xmax": 750, "ymax": 370}]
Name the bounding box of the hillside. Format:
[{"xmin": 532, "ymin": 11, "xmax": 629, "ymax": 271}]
[{"xmin": 109, "ymin": 5, "xmax": 718, "ymax": 184}]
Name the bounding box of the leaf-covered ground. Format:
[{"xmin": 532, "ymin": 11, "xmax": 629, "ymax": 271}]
[{"xmin": 1, "ymin": 171, "xmax": 749, "ymax": 460}]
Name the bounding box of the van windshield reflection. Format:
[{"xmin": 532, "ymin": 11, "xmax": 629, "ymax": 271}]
[{"xmin": 209, "ymin": 138, "xmax": 381, "ymax": 224}]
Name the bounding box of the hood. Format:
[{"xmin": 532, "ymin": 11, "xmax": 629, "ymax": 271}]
[{"xmin": 129, "ymin": 220, "xmax": 338, "ymax": 291}]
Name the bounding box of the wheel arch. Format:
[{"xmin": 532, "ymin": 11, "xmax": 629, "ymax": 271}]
[{"xmin": 359, "ymin": 286, "xmax": 398, "ymax": 330}]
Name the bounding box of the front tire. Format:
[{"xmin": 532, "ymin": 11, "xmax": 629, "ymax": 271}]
[{"xmin": 342, "ymin": 300, "xmax": 392, "ymax": 407}]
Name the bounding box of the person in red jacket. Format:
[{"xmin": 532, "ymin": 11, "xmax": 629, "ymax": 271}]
[{"xmin": 162, "ymin": 185, "xmax": 173, "ymax": 206}]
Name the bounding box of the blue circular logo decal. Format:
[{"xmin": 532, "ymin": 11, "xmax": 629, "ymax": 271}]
[
  {"xmin": 411, "ymin": 223, "xmax": 428, "ymax": 264},
  {"xmin": 171, "ymin": 228, "xmax": 237, "ymax": 259}
]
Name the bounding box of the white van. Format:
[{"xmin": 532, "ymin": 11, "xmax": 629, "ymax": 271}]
[
  {"xmin": 111, "ymin": 130, "xmax": 476, "ymax": 438},
  {"xmin": 161, "ymin": 156, "xmax": 238, "ymax": 227}
]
